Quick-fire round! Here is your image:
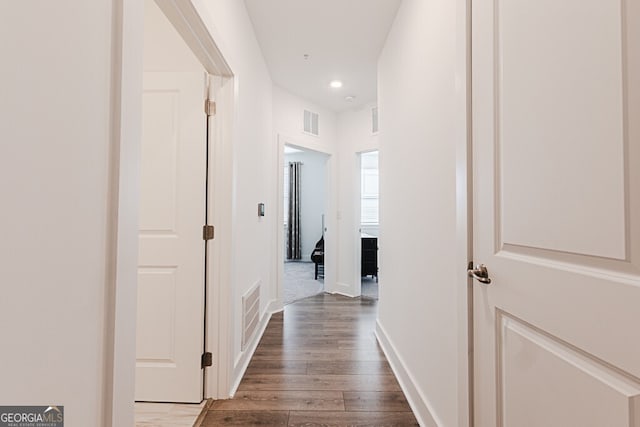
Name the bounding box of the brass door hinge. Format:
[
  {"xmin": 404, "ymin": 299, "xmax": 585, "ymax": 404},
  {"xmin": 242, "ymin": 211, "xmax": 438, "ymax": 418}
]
[
  {"xmin": 203, "ymin": 225, "xmax": 215, "ymax": 241},
  {"xmin": 205, "ymin": 100, "xmax": 216, "ymax": 116}
]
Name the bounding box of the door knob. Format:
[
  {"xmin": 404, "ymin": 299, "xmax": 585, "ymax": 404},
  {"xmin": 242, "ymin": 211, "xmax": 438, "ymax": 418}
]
[{"xmin": 467, "ymin": 263, "xmax": 491, "ymax": 284}]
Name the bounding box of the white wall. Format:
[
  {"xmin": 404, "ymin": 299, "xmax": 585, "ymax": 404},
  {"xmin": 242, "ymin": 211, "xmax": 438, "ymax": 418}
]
[
  {"xmin": 376, "ymin": 0, "xmax": 468, "ymax": 426},
  {"xmin": 284, "ymin": 150, "xmax": 328, "ymax": 261},
  {"xmin": 335, "ymin": 104, "xmax": 379, "ymax": 296},
  {"xmin": 0, "ymin": 1, "xmax": 124, "ymax": 425},
  {"xmin": 193, "ymin": 0, "xmax": 277, "ymax": 390},
  {"xmin": 273, "ymin": 85, "xmax": 338, "ymax": 151}
]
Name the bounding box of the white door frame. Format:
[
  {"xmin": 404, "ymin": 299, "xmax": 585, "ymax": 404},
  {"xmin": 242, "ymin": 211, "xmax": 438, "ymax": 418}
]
[
  {"xmin": 107, "ymin": 0, "xmax": 235, "ymax": 423},
  {"xmin": 458, "ymin": 0, "xmax": 472, "ymax": 424},
  {"xmin": 354, "ymin": 149, "xmax": 379, "ymax": 299},
  {"xmin": 204, "ymin": 72, "xmax": 235, "ymax": 400},
  {"xmin": 276, "ymin": 134, "xmax": 336, "ymax": 308}
]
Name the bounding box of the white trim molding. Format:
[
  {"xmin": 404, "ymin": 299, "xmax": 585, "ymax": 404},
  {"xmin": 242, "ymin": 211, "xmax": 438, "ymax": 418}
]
[
  {"xmin": 332, "ymin": 283, "xmax": 358, "ymax": 298},
  {"xmin": 154, "ymin": 0, "xmax": 232, "ymax": 76},
  {"xmin": 229, "ymin": 299, "xmax": 279, "ymax": 396},
  {"xmin": 106, "ymin": 0, "xmax": 144, "ymax": 425},
  {"xmin": 205, "ymin": 74, "xmax": 235, "ymax": 399},
  {"xmin": 375, "ymin": 320, "xmax": 441, "ymax": 427}
]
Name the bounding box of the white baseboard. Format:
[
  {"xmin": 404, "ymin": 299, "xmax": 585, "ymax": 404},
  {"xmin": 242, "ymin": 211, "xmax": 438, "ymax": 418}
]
[
  {"xmin": 332, "ymin": 282, "xmax": 357, "ymax": 298},
  {"xmin": 330, "ymin": 290, "xmax": 357, "ymax": 298},
  {"xmin": 375, "ymin": 320, "xmax": 441, "ymax": 427},
  {"xmin": 229, "ymin": 298, "xmax": 278, "ymax": 396}
]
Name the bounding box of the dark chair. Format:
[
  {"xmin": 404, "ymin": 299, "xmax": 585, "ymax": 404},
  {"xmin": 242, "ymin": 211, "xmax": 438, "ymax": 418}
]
[{"xmin": 310, "ymin": 236, "xmax": 324, "ymax": 280}]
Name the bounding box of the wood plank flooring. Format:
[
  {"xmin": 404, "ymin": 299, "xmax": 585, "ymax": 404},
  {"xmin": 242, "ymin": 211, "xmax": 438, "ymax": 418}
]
[{"xmin": 200, "ymin": 293, "xmax": 418, "ymax": 426}]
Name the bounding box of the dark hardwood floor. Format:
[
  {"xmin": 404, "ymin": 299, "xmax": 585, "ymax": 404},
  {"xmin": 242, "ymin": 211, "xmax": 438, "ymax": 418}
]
[{"xmin": 200, "ymin": 293, "xmax": 419, "ymax": 426}]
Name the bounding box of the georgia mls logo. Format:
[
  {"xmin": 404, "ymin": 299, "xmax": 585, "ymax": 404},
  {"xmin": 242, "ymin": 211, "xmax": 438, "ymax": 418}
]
[{"xmin": 0, "ymin": 405, "xmax": 64, "ymax": 427}]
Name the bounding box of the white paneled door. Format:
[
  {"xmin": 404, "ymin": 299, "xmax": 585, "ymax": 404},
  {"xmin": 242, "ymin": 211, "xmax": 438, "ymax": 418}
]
[
  {"xmin": 136, "ymin": 72, "xmax": 207, "ymax": 403},
  {"xmin": 472, "ymin": 0, "xmax": 640, "ymax": 425}
]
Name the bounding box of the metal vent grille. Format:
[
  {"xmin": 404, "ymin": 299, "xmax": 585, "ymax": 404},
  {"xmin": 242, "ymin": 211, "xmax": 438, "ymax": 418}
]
[
  {"xmin": 242, "ymin": 281, "xmax": 261, "ymax": 350},
  {"xmin": 303, "ymin": 110, "xmax": 319, "ymax": 136},
  {"xmin": 372, "ymin": 106, "xmax": 379, "ymax": 134}
]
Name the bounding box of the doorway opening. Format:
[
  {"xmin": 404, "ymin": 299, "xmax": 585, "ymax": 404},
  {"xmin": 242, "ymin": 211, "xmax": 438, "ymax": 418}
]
[
  {"xmin": 135, "ymin": 0, "xmax": 209, "ymax": 408},
  {"xmin": 359, "ymin": 150, "xmax": 379, "ymax": 300},
  {"xmin": 282, "ymin": 144, "xmax": 329, "ymax": 305},
  {"xmin": 114, "ymin": 0, "xmax": 235, "ymax": 423}
]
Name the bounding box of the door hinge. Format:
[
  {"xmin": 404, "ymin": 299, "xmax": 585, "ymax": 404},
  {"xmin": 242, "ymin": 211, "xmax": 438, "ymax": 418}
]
[
  {"xmin": 201, "ymin": 352, "xmax": 213, "ymax": 368},
  {"xmin": 203, "ymin": 225, "xmax": 215, "ymax": 241},
  {"xmin": 205, "ymin": 100, "xmax": 216, "ymax": 116}
]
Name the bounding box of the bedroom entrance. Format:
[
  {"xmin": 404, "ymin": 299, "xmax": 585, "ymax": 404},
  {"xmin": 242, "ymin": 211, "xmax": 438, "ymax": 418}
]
[
  {"xmin": 282, "ymin": 144, "xmax": 329, "ymax": 305},
  {"xmin": 359, "ymin": 150, "xmax": 379, "ymax": 299}
]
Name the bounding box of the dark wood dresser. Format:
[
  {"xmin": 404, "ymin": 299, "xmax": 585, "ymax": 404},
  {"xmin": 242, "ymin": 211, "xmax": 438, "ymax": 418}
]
[{"xmin": 361, "ymin": 233, "xmax": 378, "ymax": 279}]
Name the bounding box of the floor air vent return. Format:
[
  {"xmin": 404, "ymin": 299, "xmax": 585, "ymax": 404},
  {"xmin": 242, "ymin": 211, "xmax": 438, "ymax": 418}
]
[{"xmin": 242, "ymin": 281, "xmax": 261, "ymax": 350}]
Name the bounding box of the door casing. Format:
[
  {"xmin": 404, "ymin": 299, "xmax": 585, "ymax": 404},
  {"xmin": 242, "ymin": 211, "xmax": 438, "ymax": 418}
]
[
  {"xmin": 276, "ymin": 135, "xmax": 336, "ymax": 308},
  {"xmin": 108, "ymin": 0, "xmax": 236, "ymax": 423}
]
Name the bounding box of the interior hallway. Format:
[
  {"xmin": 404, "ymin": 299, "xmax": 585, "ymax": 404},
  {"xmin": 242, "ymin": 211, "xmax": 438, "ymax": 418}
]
[{"xmin": 199, "ymin": 293, "xmax": 418, "ymax": 426}]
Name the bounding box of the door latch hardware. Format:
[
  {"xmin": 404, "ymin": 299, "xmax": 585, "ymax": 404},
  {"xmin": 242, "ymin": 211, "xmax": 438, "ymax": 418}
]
[{"xmin": 467, "ymin": 262, "xmax": 492, "ymax": 284}]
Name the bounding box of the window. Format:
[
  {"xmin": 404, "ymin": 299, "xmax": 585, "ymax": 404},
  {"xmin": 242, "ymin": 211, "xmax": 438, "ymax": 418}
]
[{"xmin": 361, "ymin": 151, "xmax": 379, "ymax": 225}]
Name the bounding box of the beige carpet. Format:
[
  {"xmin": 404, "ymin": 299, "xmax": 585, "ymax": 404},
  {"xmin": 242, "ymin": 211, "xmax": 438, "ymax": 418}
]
[{"xmin": 283, "ymin": 261, "xmax": 324, "ymax": 305}]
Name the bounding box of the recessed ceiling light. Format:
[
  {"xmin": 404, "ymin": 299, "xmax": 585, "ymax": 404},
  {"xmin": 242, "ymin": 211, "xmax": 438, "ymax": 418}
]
[
  {"xmin": 329, "ymin": 80, "xmax": 343, "ymax": 89},
  {"xmin": 345, "ymin": 96, "xmax": 355, "ymax": 102}
]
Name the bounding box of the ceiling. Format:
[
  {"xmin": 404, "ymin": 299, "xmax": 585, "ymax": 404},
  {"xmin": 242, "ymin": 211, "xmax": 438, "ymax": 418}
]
[{"xmin": 244, "ymin": 0, "xmax": 402, "ymax": 112}]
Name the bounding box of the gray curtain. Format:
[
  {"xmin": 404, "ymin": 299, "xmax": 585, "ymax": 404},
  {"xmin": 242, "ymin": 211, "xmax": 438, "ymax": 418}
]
[{"xmin": 287, "ymin": 162, "xmax": 302, "ymax": 260}]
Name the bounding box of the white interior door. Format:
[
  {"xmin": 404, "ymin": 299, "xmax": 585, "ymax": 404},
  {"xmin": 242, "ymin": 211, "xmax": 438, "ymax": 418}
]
[
  {"xmin": 136, "ymin": 71, "xmax": 206, "ymax": 403},
  {"xmin": 472, "ymin": 0, "xmax": 640, "ymax": 425}
]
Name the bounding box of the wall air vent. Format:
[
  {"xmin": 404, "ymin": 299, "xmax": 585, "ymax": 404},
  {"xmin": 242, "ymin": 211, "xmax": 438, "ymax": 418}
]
[
  {"xmin": 372, "ymin": 106, "xmax": 379, "ymax": 134},
  {"xmin": 303, "ymin": 109, "xmax": 319, "ymax": 136},
  {"xmin": 242, "ymin": 281, "xmax": 261, "ymax": 350}
]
